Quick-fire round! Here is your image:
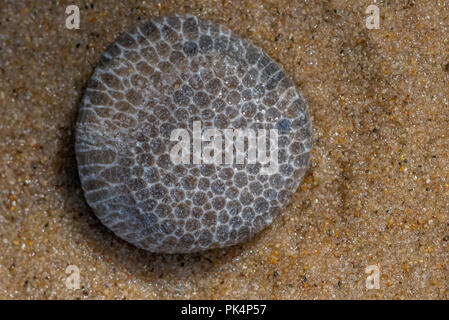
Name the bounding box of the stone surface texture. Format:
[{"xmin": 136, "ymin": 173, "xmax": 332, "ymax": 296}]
[{"xmin": 76, "ymin": 14, "xmax": 312, "ymax": 253}]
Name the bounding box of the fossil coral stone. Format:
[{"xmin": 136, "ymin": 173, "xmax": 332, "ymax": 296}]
[{"xmin": 75, "ymin": 14, "xmax": 312, "ymax": 253}]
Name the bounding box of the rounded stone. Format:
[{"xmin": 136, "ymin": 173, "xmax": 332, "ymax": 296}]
[{"xmin": 75, "ymin": 14, "xmax": 312, "ymax": 254}]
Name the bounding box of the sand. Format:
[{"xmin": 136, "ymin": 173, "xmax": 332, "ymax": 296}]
[{"xmin": 0, "ymin": 0, "xmax": 448, "ymax": 299}]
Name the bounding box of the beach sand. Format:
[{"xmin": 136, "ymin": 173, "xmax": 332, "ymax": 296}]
[{"xmin": 0, "ymin": 0, "xmax": 448, "ymax": 299}]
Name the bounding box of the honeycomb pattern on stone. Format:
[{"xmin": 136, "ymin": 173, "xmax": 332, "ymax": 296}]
[{"xmin": 75, "ymin": 14, "xmax": 312, "ymax": 253}]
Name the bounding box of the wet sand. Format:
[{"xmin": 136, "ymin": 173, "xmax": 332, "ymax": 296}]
[{"xmin": 0, "ymin": 0, "xmax": 448, "ymax": 299}]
